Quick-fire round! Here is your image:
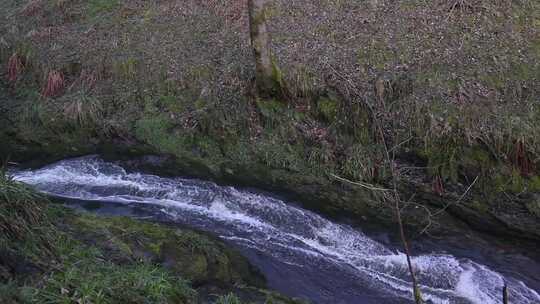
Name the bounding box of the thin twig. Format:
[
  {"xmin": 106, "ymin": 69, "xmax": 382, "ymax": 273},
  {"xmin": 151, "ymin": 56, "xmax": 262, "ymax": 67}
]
[
  {"xmin": 329, "ymin": 173, "xmax": 391, "ymax": 192},
  {"xmin": 389, "ymin": 136, "xmax": 413, "ymax": 153},
  {"xmin": 431, "ymin": 175, "xmax": 479, "ymax": 217},
  {"xmin": 326, "ymin": 61, "xmax": 423, "ymax": 303}
]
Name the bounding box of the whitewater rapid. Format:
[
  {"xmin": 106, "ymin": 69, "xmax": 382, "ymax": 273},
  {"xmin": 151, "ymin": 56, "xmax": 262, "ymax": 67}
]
[{"xmin": 11, "ymin": 156, "xmax": 540, "ymax": 304}]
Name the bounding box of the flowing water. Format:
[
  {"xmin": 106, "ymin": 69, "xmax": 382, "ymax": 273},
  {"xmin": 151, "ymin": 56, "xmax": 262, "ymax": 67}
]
[{"xmin": 10, "ymin": 156, "xmax": 540, "ymax": 304}]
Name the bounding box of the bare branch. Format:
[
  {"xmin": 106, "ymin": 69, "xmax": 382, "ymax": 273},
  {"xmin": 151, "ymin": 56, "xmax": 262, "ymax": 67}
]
[{"xmin": 329, "ymin": 173, "xmax": 391, "ymax": 192}]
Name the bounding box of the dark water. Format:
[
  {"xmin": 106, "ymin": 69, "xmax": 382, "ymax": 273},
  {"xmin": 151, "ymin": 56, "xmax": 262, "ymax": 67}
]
[{"xmin": 11, "ymin": 156, "xmax": 540, "ymax": 304}]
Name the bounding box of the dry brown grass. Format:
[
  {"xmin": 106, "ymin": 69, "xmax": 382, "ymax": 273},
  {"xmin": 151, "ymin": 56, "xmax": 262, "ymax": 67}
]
[
  {"xmin": 41, "ymin": 70, "xmax": 65, "ymax": 98},
  {"xmin": 20, "ymin": 0, "xmax": 44, "ymax": 17},
  {"xmin": 432, "ymin": 175, "xmax": 445, "ymax": 196},
  {"xmin": 512, "ymin": 139, "xmax": 534, "ymax": 176},
  {"xmin": 1, "ymin": 0, "xmax": 538, "ymax": 197},
  {"xmin": 0, "ymin": 173, "xmax": 53, "ymax": 257},
  {"xmin": 7, "ymin": 53, "xmax": 23, "ymax": 83},
  {"xmin": 67, "ymin": 68, "xmax": 98, "ymax": 92},
  {"xmin": 62, "ymin": 94, "xmax": 102, "ymax": 127}
]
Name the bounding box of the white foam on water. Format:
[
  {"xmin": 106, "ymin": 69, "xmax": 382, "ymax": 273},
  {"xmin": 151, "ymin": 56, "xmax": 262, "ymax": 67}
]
[{"xmin": 10, "ymin": 156, "xmax": 540, "ymax": 304}]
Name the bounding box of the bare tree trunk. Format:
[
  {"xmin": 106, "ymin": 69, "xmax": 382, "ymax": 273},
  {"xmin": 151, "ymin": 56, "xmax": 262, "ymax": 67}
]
[{"xmin": 248, "ymin": 0, "xmax": 279, "ymax": 97}]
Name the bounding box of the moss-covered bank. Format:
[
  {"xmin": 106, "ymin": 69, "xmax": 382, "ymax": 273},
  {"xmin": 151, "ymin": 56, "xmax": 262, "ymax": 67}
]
[
  {"xmin": 1, "ymin": 0, "xmax": 539, "ymax": 241},
  {"xmin": 0, "ymin": 174, "xmax": 303, "ymax": 304}
]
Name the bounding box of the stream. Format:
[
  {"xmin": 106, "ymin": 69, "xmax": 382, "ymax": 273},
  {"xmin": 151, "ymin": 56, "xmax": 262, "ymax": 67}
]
[{"xmin": 10, "ymin": 155, "xmax": 540, "ymax": 304}]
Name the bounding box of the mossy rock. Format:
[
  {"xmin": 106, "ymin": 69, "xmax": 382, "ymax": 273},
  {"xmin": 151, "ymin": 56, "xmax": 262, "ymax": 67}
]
[
  {"xmin": 525, "ymin": 195, "xmax": 540, "ymax": 218},
  {"xmin": 67, "ymin": 213, "xmax": 265, "ymax": 288},
  {"xmin": 0, "ymin": 177, "xmax": 301, "ymax": 304}
]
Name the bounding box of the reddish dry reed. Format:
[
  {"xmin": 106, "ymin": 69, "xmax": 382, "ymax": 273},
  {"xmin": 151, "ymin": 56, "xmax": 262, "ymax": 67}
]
[
  {"xmin": 42, "ymin": 70, "xmax": 65, "ymax": 98},
  {"xmin": 7, "ymin": 53, "xmax": 24, "ymax": 83},
  {"xmin": 513, "ymin": 139, "xmax": 533, "ymax": 176},
  {"xmin": 21, "ymin": 0, "xmax": 43, "ymax": 17},
  {"xmin": 432, "ymin": 175, "xmax": 445, "ymax": 196},
  {"xmin": 67, "ymin": 69, "xmax": 98, "ymax": 92}
]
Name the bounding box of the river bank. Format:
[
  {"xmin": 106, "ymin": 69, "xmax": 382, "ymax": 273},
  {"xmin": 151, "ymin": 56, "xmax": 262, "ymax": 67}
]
[
  {"xmin": 0, "ymin": 172, "xmax": 304, "ymax": 303},
  {"xmin": 1, "ymin": 0, "xmax": 539, "ymax": 243},
  {"xmin": 8, "ymin": 156, "xmax": 540, "ymax": 304},
  {"xmin": 2, "ymin": 1, "xmax": 539, "ymax": 303}
]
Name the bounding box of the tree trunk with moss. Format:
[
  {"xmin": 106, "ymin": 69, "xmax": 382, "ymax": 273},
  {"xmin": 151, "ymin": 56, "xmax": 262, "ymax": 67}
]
[{"xmin": 248, "ymin": 0, "xmax": 281, "ymax": 98}]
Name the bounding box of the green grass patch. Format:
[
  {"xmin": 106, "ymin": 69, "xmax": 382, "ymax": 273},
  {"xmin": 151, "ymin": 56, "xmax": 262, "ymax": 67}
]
[
  {"xmin": 35, "ymin": 245, "xmax": 196, "ymax": 304},
  {"xmin": 87, "ymin": 0, "xmax": 120, "ymax": 18}
]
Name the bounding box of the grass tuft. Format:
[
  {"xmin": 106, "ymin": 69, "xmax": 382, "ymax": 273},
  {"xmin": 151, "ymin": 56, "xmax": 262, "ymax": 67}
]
[
  {"xmin": 0, "ymin": 173, "xmax": 50, "ymax": 244},
  {"xmin": 511, "ymin": 139, "xmax": 534, "ymax": 176},
  {"xmin": 20, "ymin": 0, "xmax": 43, "ymax": 17},
  {"xmin": 216, "ymin": 293, "xmax": 242, "ymax": 304},
  {"xmin": 41, "ymin": 70, "xmax": 65, "ymax": 98},
  {"xmin": 60, "ymin": 92, "xmax": 103, "ymax": 128},
  {"xmin": 7, "ymin": 53, "xmax": 23, "ymax": 83}
]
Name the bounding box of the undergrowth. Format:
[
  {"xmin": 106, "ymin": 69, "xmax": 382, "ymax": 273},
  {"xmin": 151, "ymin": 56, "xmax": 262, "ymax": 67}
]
[
  {"xmin": 0, "ymin": 173, "xmax": 55, "ymax": 266},
  {"xmin": 0, "ymin": 0, "xmax": 539, "ymax": 238},
  {"xmin": 0, "ymin": 173, "xmax": 263, "ymax": 304}
]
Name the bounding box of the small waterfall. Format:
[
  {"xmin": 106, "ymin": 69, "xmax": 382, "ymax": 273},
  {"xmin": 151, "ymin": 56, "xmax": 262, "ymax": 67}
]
[{"xmin": 11, "ymin": 156, "xmax": 540, "ymax": 304}]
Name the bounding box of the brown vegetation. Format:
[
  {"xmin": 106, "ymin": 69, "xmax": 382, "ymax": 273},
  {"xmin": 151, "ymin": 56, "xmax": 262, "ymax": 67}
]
[
  {"xmin": 6, "ymin": 53, "xmax": 23, "ymax": 83},
  {"xmin": 0, "ymin": 0, "xmax": 539, "ymax": 240},
  {"xmin": 41, "ymin": 70, "xmax": 64, "ymax": 98},
  {"xmin": 20, "ymin": 0, "xmax": 43, "ymax": 17}
]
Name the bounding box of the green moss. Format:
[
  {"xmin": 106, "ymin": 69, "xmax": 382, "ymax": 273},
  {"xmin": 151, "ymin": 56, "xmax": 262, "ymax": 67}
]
[
  {"xmin": 491, "ymin": 168, "xmax": 532, "ymax": 194},
  {"xmin": 0, "ymin": 180, "xmax": 199, "ymax": 303},
  {"xmin": 67, "ymin": 213, "xmax": 262, "ymax": 287},
  {"xmin": 525, "ymin": 199, "xmax": 540, "ymax": 218},
  {"xmin": 357, "ymin": 39, "xmax": 397, "ymax": 70},
  {"xmin": 160, "ymin": 94, "xmax": 183, "ymax": 113},
  {"xmin": 194, "ymin": 98, "xmax": 206, "ymax": 111},
  {"xmin": 509, "ymin": 169, "xmax": 527, "ymax": 193},
  {"xmin": 317, "ymin": 97, "xmax": 338, "ymax": 122},
  {"xmin": 254, "ymin": 136, "xmax": 305, "ymax": 172},
  {"xmin": 459, "ymin": 146, "xmax": 494, "ymax": 177},
  {"xmin": 271, "ymin": 57, "xmax": 285, "ymax": 91},
  {"xmin": 0, "ymin": 177, "xmax": 281, "ymax": 302},
  {"xmin": 528, "ymin": 176, "xmax": 540, "ymax": 192},
  {"xmin": 423, "ymin": 141, "xmax": 460, "ymax": 183},
  {"xmin": 531, "ymin": 37, "xmax": 540, "ymax": 57},
  {"xmin": 114, "ymin": 57, "xmax": 138, "ymax": 80},
  {"xmin": 470, "ymin": 200, "xmax": 489, "ymax": 213},
  {"xmin": 257, "ymin": 98, "xmax": 286, "ymax": 119},
  {"xmin": 135, "ymin": 116, "xmax": 179, "ymax": 151},
  {"xmin": 87, "ymin": 0, "xmax": 120, "ymax": 18}
]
